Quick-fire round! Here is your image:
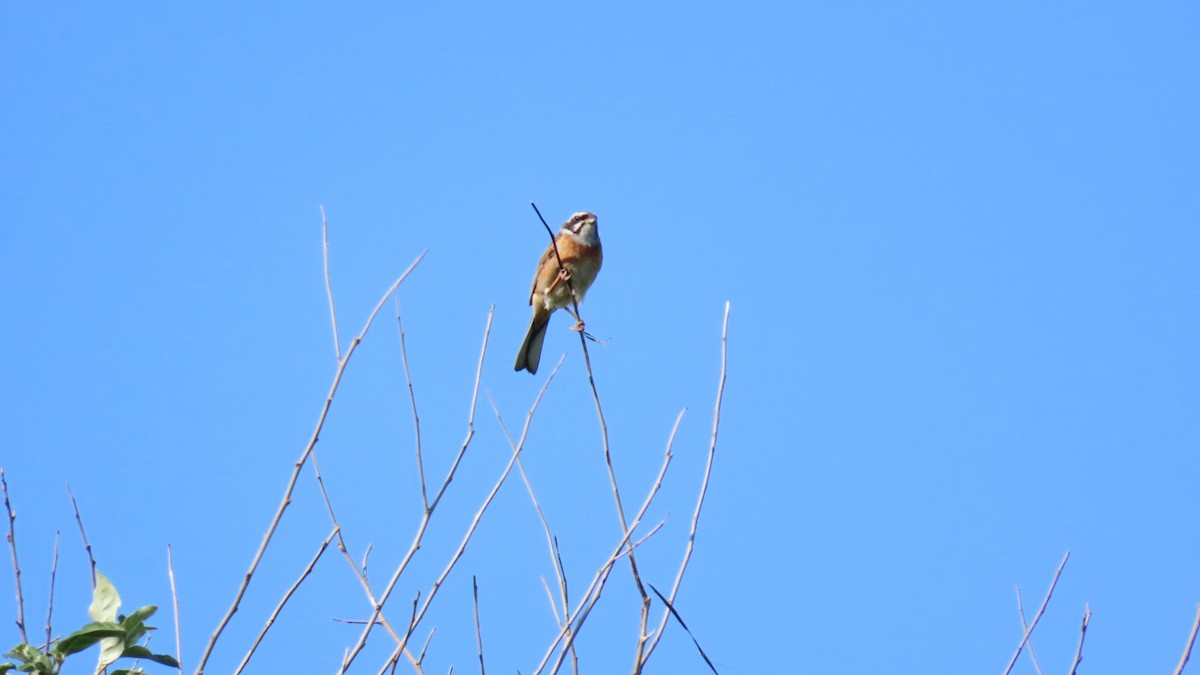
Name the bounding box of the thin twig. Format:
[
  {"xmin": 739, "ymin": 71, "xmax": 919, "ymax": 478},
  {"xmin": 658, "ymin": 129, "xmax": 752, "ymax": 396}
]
[
  {"xmin": 234, "ymin": 527, "xmax": 339, "ymax": 674},
  {"xmin": 417, "ymin": 626, "xmax": 436, "ymax": 666},
  {"xmin": 1001, "ymin": 551, "xmax": 1070, "ymax": 675},
  {"xmin": 397, "ymin": 299, "xmax": 429, "ymax": 510},
  {"xmin": 44, "ymin": 531, "xmax": 59, "ymax": 651},
  {"xmin": 321, "ymin": 205, "xmax": 342, "ymax": 361},
  {"xmin": 538, "ymin": 432, "xmax": 678, "ymax": 675},
  {"xmin": 168, "ymin": 545, "xmax": 183, "ymax": 674},
  {"xmin": 1067, "ymin": 603, "xmax": 1091, "ymax": 675},
  {"xmin": 308, "ymin": 448, "xmax": 423, "ymax": 669},
  {"xmin": 196, "ymin": 249, "xmax": 427, "ymax": 674},
  {"xmin": 338, "ymin": 308, "xmax": 494, "ymax": 674},
  {"xmin": 530, "ymin": 201, "xmax": 653, "ymax": 672},
  {"xmin": 643, "ymin": 302, "xmax": 730, "ymax": 665},
  {"xmin": 1, "ymin": 467, "xmax": 28, "ymax": 644},
  {"xmin": 1015, "ymin": 585, "xmax": 1043, "ymax": 675},
  {"xmin": 1175, "ymin": 603, "xmax": 1200, "ymax": 675},
  {"xmin": 379, "ymin": 358, "xmax": 567, "ymax": 674},
  {"xmin": 473, "ymin": 576, "xmax": 486, "ymax": 675},
  {"xmin": 66, "ymin": 483, "xmax": 96, "ymax": 588},
  {"xmin": 485, "ymin": 391, "xmax": 577, "ymax": 667}
]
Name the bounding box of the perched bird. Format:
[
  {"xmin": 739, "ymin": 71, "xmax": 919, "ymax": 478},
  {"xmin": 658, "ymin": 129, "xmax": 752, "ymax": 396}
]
[{"xmin": 514, "ymin": 211, "xmax": 603, "ymax": 374}]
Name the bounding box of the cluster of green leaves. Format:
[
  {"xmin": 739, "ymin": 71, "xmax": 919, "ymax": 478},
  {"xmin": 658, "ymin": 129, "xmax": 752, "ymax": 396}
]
[{"xmin": 2, "ymin": 572, "xmax": 178, "ymax": 675}]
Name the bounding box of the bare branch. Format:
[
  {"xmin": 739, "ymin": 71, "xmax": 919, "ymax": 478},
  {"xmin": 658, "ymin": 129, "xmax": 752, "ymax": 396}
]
[
  {"xmin": 65, "ymin": 483, "xmax": 96, "ymax": 588},
  {"xmin": 485, "ymin": 390, "xmax": 576, "ymax": 667},
  {"xmin": 473, "ymin": 576, "xmax": 486, "ymax": 675},
  {"xmin": 397, "ymin": 299, "xmax": 429, "ymax": 510},
  {"xmin": 2, "ymin": 467, "xmax": 28, "ymax": 644},
  {"xmin": 1001, "ymin": 551, "xmax": 1070, "ymax": 675},
  {"xmin": 195, "ymin": 248, "xmax": 427, "ymax": 674},
  {"xmin": 538, "ymin": 431, "xmax": 677, "ymax": 675},
  {"xmin": 378, "ymin": 358, "xmax": 567, "ymax": 673},
  {"xmin": 643, "ymin": 302, "xmax": 730, "ymax": 665},
  {"xmin": 44, "ymin": 531, "xmax": 59, "ymax": 651},
  {"xmin": 235, "ymin": 527, "xmax": 339, "ymax": 674},
  {"xmin": 321, "ymin": 205, "xmax": 342, "ymax": 361},
  {"xmin": 528, "ymin": 201, "xmax": 653, "ymax": 671},
  {"xmin": 168, "ymin": 545, "xmax": 183, "ymax": 674},
  {"xmin": 338, "ymin": 308, "xmax": 494, "ymax": 673},
  {"xmin": 1067, "ymin": 603, "xmax": 1091, "ymax": 675},
  {"xmin": 1175, "ymin": 603, "xmax": 1200, "ymax": 675},
  {"xmin": 1014, "ymin": 585, "xmax": 1043, "ymax": 675}
]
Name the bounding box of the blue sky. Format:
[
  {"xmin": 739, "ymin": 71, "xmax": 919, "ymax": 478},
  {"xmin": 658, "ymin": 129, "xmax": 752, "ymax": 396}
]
[{"xmin": 3, "ymin": 2, "xmax": 1198, "ymax": 673}]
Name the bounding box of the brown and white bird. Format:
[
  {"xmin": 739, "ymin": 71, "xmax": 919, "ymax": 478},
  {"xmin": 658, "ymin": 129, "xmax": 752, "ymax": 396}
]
[{"xmin": 514, "ymin": 211, "xmax": 603, "ymax": 374}]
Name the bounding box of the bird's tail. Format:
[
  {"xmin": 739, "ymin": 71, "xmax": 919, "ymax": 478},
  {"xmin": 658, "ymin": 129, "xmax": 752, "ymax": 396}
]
[{"xmin": 514, "ymin": 313, "xmax": 550, "ymax": 374}]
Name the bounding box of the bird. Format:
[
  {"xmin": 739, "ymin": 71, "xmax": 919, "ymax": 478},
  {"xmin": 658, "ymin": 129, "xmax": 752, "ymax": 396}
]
[{"xmin": 514, "ymin": 211, "xmax": 603, "ymax": 374}]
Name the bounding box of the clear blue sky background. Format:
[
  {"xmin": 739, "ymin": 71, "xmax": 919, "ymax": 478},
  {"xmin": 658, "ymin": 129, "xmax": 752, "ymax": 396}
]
[{"xmin": 3, "ymin": 3, "xmax": 1197, "ymax": 673}]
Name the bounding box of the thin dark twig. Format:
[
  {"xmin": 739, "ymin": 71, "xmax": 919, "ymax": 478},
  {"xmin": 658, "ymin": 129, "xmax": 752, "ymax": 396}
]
[
  {"xmin": 647, "ymin": 584, "xmax": 718, "ymax": 674},
  {"xmin": 644, "ymin": 302, "xmax": 730, "ymax": 665},
  {"xmin": 1067, "ymin": 603, "xmax": 1091, "ymax": 675},
  {"xmin": 473, "ymin": 576, "xmax": 486, "ymax": 675},
  {"xmin": 530, "ymin": 201, "xmax": 653, "ymax": 671},
  {"xmin": 321, "ymin": 205, "xmax": 342, "ymax": 361},
  {"xmin": 1015, "ymin": 585, "xmax": 1043, "ymax": 675},
  {"xmin": 196, "ymin": 249, "xmax": 427, "ymax": 674},
  {"xmin": 2, "ymin": 468, "xmax": 28, "ymax": 644},
  {"xmin": 1001, "ymin": 551, "xmax": 1070, "ymax": 675},
  {"xmin": 397, "ymin": 299, "xmax": 429, "ymax": 510},
  {"xmin": 45, "ymin": 531, "xmax": 59, "ymax": 651},
  {"xmin": 234, "ymin": 527, "xmax": 339, "ymax": 675},
  {"xmin": 168, "ymin": 545, "xmax": 183, "ymax": 674},
  {"xmin": 66, "ymin": 483, "xmax": 96, "ymax": 588},
  {"xmin": 1175, "ymin": 603, "xmax": 1200, "ymax": 675}
]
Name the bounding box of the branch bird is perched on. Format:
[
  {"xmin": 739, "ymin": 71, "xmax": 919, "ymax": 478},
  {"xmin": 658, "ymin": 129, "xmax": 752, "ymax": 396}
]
[{"xmin": 514, "ymin": 211, "xmax": 603, "ymax": 374}]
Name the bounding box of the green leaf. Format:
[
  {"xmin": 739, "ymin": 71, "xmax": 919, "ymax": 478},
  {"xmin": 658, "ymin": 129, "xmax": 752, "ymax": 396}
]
[
  {"xmin": 122, "ymin": 606, "xmax": 157, "ymax": 626},
  {"xmin": 6, "ymin": 648, "xmax": 54, "ymax": 674},
  {"xmin": 0, "ymin": 661, "xmax": 15, "ymax": 674},
  {"xmin": 88, "ymin": 572, "xmax": 121, "ymax": 623},
  {"xmin": 53, "ymin": 622, "xmax": 124, "ymax": 656},
  {"xmin": 2, "ymin": 644, "xmax": 41, "ymax": 662},
  {"xmin": 119, "ymin": 646, "xmax": 178, "ymax": 668}
]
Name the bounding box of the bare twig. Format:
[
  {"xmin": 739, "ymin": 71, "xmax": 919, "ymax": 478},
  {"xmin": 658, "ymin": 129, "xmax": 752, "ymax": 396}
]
[
  {"xmin": 538, "ymin": 432, "xmax": 678, "ymax": 675},
  {"xmin": 1014, "ymin": 585, "xmax": 1043, "ymax": 675},
  {"xmin": 338, "ymin": 308, "xmax": 494, "ymax": 674},
  {"xmin": 379, "ymin": 358, "xmax": 567, "ymax": 674},
  {"xmin": 530, "ymin": 201, "xmax": 653, "ymax": 671},
  {"xmin": 65, "ymin": 483, "xmax": 96, "ymax": 588},
  {"xmin": 485, "ymin": 390, "xmax": 578, "ymax": 668},
  {"xmin": 473, "ymin": 576, "xmax": 486, "ymax": 675},
  {"xmin": 397, "ymin": 300, "xmax": 429, "ymax": 510},
  {"xmin": 1, "ymin": 467, "xmax": 28, "ymax": 644},
  {"xmin": 1175, "ymin": 603, "xmax": 1200, "ymax": 675},
  {"xmin": 1001, "ymin": 551, "xmax": 1070, "ymax": 675},
  {"xmin": 1067, "ymin": 603, "xmax": 1091, "ymax": 675},
  {"xmin": 44, "ymin": 531, "xmax": 59, "ymax": 651},
  {"xmin": 195, "ymin": 248, "xmax": 427, "ymax": 674},
  {"xmin": 643, "ymin": 302, "xmax": 730, "ymax": 666},
  {"xmin": 168, "ymin": 545, "xmax": 183, "ymax": 674},
  {"xmin": 308, "ymin": 449, "xmax": 423, "ymax": 669},
  {"xmin": 417, "ymin": 625, "xmax": 436, "ymax": 665},
  {"xmin": 235, "ymin": 527, "xmax": 339, "ymax": 674},
  {"xmin": 321, "ymin": 205, "xmax": 342, "ymax": 361}
]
